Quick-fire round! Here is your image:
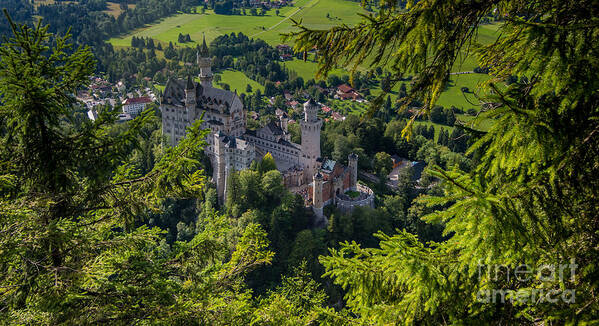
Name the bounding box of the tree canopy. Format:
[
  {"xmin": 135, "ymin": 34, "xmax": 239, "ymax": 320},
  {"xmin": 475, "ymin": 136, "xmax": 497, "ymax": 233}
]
[
  {"xmin": 0, "ymin": 14, "xmax": 278, "ymax": 324},
  {"xmin": 289, "ymin": 0, "xmax": 599, "ymax": 323}
]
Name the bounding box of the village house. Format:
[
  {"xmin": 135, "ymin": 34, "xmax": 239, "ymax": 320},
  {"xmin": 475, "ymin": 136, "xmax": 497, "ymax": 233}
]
[
  {"xmin": 335, "ymin": 84, "xmax": 363, "ymax": 101},
  {"xmin": 122, "ymin": 97, "xmax": 153, "ymax": 117},
  {"xmin": 331, "ymin": 111, "xmax": 346, "ymax": 121}
]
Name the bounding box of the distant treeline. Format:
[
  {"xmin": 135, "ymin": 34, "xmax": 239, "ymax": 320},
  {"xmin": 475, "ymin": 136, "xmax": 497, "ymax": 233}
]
[
  {"xmin": 0, "ymin": 0, "xmax": 34, "ymax": 37},
  {"xmin": 210, "ymin": 33, "xmax": 288, "ymax": 84},
  {"xmin": 0, "ymin": 0, "xmax": 199, "ymax": 78},
  {"xmin": 38, "ymin": 0, "xmax": 197, "ymax": 45}
]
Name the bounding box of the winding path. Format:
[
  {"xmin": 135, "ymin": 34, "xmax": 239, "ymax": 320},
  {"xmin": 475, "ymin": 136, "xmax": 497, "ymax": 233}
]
[{"xmin": 250, "ymin": 0, "xmax": 318, "ymax": 38}]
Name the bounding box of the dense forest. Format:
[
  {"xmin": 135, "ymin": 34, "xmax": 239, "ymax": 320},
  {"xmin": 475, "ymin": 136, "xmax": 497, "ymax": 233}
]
[
  {"xmin": 0, "ymin": 0, "xmax": 200, "ymax": 83},
  {"xmin": 288, "ymin": 0, "xmax": 599, "ymax": 323},
  {"xmin": 1, "ymin": 0, "xmax": 598, "ymax": 324},
  {"xmin": 0, "ymin": 0, "xmax": 32, "ymax": 36}
]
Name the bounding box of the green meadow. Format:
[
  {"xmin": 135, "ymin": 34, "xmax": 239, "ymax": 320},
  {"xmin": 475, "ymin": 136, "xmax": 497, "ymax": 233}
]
[
  {"xmin": 437, "ymin": 73, "xmax": 490, "ymax": 111},
  {"xmin": 110, "ymin": 0, "xmax": 501, "ymax": 134},
  {"xmin": 413, "ymin": 120, "xmax": 454, "ymax": 143},
  {"xmin": 284, "ymin": 56, "xmax": 347, "ymax": 81},
  {"xmin": 212, "ymin": 69, "xmax": 265, "ymax": 94},
  {"xmin": 109, "ymin": 0, "xmax": 365, "ymax": 48}
]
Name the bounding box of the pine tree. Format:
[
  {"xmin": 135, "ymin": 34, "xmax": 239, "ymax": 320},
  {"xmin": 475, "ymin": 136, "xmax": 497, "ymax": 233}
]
[
  {"xmin": 0, "ymin": 14, "xmax": 274, "ymax": 324},
  {"xmin": 427, "ymin": 125, "xmax": 435, "ymax": 140},
  {"xmin": 437, "ymin": 128, "xmax": 446, "ymax": 147},
  {"xmin": 445, "ymin": 108, "xmax": 456, "ymax": 126},
  {"xmin": 383, "ymin": 95, "xmax": 392, "ymax": 121},
  {"xmin": 289, "ymin": 0, "xmax": 599, "ymax": 323}
]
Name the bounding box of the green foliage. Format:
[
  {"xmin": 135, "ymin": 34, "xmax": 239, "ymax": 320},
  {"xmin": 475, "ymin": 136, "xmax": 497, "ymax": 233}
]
[
  {"xmin": 345, "ymin": 190, "xmax": 360, "ymax": 199},
  {"xmin": 261, "ymin": 170, "xmax": 285, "ymax": 201},
  {"xmin": 0, "ymin": 16, "xmax": 275, "ymax": 324},
  {"xmin": 259, "ymin": 152, "xmax": 277, "ymax": 175},
  {"xmin": 252, "ymin": 261, "xmax": 333, "ymax": 325},
  {"xmin": 291, "ymin": 0, "xmax": 599, "ymax": 323},
  {"xmin": 373, "ymin": 151, "xmax": 393, "ymax": 176}
]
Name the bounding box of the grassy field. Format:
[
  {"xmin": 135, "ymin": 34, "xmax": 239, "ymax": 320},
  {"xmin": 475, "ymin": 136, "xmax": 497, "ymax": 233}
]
[
  {"xmin": 283, "ymin": 56, "xmax": 347, "ymax": 81},
  {"xmin": 329, "ymin": 99, "xmax": 369, "ymax": 116},
  {"xmin": 152, "ymin": 69, "xmax": 262, "ymax": 94},
  {"xmin": 214, "ymin": 69, "xmax": 264, "ymax": 94},
  {"xmin": 109, "ymin": 0, "xmax": 364, "ymax": 48},
  {"xmin": 108, "ymin": 0, "xmax": 500, "ymax": 134},
  {"xmin": 436, "ymin": 73, "xmax": 490, "ymax": 111},
  {"xmin": 108, "ymin": 0, "xmax": 499, "ymax": 77}
]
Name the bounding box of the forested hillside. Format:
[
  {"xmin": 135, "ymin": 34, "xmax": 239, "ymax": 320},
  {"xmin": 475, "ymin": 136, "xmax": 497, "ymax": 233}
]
[
  {"xmin": 289, "ymin": 0, "xmax": 599, "ymax": 323},
  {"xmin": 1, "ymin": 0, "xmax": 598, "ymax": 324},
  {"xmin": 0, "ymin": 0, "xmax": 32, "ymax": 36}
]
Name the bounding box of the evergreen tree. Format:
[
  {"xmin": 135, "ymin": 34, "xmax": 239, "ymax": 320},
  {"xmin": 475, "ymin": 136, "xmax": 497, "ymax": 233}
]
[
  {"xmin": 264, "ymin": 80, "xmax": 277, "ymax": 97},
  {"xmin": 398, "ymin": 82, "xmax": 407, "ymax": 98},
  {"xmin": 0, "ymin": 15, "xmax": 274, "ymax": 324},
  {"xmin": 437, "ymin": 128, "xmax": 447, "ymax": 147},
  {"xmin": 380, "ymin": 74, "xmax": 391, "ymax": 93},
  {"xmin": 290, "ymin": 0, "xmax": 599, "ymax": 323},
  {"xmin": 427, "ymin": 125, "xmax": 435, "ymax": 140},
  {"xmin": 445, "ymin": 108, "xmax": 456, "ymax": 126}
]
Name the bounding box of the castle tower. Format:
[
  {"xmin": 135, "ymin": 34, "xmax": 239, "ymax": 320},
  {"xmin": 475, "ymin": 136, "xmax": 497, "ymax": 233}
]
[
  {"xmin": 198, "ymin": 35, "xmax": 213, "ymax": 88},
  {"xmin": 185, "ymin": 75, "xmax": 195, "ymax": 107},
  {"xmin": 280, "ymin": 114, "xmax": 288, "ymax": 133},
  {"xmin": 300, "ymin": 98, "xmax": 322, "ymax": 183},
  {"xmin": 214, "ymin": 133, "xmax": 227, "ymax": 205},
  {"xmin": 280, "ymin": 113, "xmax": 290, "ymax": 141},
  {"xmin": 348, "ymin": 153, "xmax": 358, "ymax": 189},
  {"xmin": 312, "ymin": 172, "xmax": 324, "ymax": 219}
]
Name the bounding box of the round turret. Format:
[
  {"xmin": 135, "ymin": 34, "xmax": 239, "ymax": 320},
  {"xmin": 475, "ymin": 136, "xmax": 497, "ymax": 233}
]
[
  {"xmin": 312, "ymin": 171, "xmax": 324, "ymax": 214},
  {"xmin": 303, "ymin": 98, "xmax": 319, "ymax": 122},
  {"xmin": 314, "ymin": 171, "xmax": 323, "ymax": 181},
  {"xmin": 348, "ymin": 153, "xmax": 358, "ymax": 189}
]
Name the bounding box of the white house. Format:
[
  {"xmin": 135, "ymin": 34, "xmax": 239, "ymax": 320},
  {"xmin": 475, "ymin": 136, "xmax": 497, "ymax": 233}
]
[{"xmin": 122, "ymin": 97, "xmax": 152, "ymax": 117}]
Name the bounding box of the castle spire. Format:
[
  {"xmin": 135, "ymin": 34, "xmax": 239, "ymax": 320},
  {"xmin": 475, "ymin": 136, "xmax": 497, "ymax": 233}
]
[
  {"xmin": 198, "ymin": 33, "xmax": 213, "ymax": 88},
  {"xmin": 185, "ymin": 75, "xmax": 196, "ymax": 107},
  {"xmin": 186, "ymin": 75, "xmax": 194, "ymax": 90},
  {"xmin": 200, "ymin": 33, "xmax": 209, "ymax": 57}
]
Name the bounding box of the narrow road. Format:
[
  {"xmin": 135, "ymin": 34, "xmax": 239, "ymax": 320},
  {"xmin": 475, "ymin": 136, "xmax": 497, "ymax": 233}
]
[{"xmin": 250, "ymin": 0, "xmax": 318, "ymax": 38}]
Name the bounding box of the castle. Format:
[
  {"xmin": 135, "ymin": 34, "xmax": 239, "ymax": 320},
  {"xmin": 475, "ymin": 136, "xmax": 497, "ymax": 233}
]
[{"xmin": 160, "ymin": 37, "xmax": 374, "ymax": 221}]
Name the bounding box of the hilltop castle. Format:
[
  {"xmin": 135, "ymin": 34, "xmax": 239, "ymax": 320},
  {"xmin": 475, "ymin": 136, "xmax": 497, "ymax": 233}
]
[{"xmin": 160, "ymin": 37, "xmax": 373, "ymax": 220}]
